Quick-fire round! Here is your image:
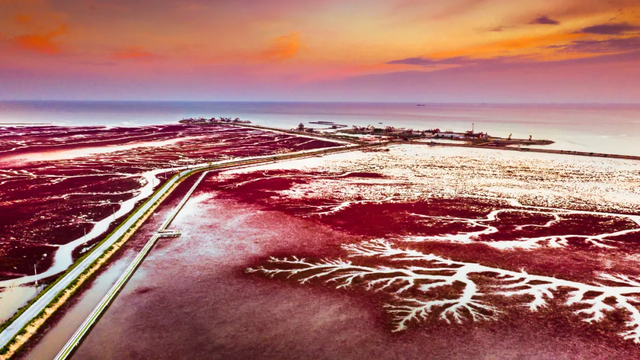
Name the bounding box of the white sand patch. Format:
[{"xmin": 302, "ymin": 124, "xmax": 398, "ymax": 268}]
[{"xmin": 223, "ymin": 144, "xmax": 640, "ymax": 214}]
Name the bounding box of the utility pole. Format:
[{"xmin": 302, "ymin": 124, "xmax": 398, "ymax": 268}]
[{"xmin": 34, "ymin": 263, "xmax": 38, "ymax": 287}]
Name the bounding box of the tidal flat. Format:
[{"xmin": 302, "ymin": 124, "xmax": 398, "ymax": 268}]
[{"xmin": 69, "ymin": 145, "xmax": 640, "ymax": 360}]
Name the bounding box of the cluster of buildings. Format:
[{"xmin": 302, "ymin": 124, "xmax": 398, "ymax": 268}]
[
  {"xmin": 178, "ymin": 117, "xmax": 543, "ymax": 146},
  {"xmin": 291, "ymin": 122, "xmax": 498, "ymax": 143},
  {"xmin": 349, "ymin": 125, "xmax": 421, "ymax": 138},
  {"xmin": 296, "ymin": 123, "xmax": 317, "ymax": 133},
  {"xmin": 179, "ymin": 117, "xmax": 251, "ymax": 125},
  {"xmin": 296, "ymin": 121, "xmax": 348, "ymax": 132},
  {"xmin": 343, "ymin": 125, "xmax": 490, "ymax": 140},
  {"xmin": 427, "ymin": 128, "xmax": 490, "ymax": 140}
]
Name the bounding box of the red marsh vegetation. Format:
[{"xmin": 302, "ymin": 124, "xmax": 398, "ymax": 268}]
[{"xmin": 0, "ymin": 125, "xmax": 338, "ymax": 280}]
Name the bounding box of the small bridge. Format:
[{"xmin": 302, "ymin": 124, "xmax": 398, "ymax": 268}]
[{"xmin": 157, "ymin": 230, "xmax": 181, "ymax": 238}]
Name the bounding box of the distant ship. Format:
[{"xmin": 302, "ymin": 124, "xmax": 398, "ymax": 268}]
[{"xmin": 417, "ymin": 104, "xmax": 426, "ymax": 106}]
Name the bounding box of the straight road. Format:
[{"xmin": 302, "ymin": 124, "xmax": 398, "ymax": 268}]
[
  {"xmin": 53, "ymin": 171, "xmax": 211, "ymax": 360},
  {"xmin": 0, "ymin": 167, "xmax": 193, "ymax": 350}
]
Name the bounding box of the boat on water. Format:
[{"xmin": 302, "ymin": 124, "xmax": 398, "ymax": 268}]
[{"xmin": 417, "ymin": 104, "xmax": 426, "ymax": 106}]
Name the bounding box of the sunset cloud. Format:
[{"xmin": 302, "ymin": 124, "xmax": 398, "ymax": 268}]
[
  {"xmin": 424, "ymin": 32, "xmax": 583, "ymax": 61},
  {"xmin": 12, "ymin": 24, "xmax": 68, "ymax": 54},
  {"xmin": 1, "ymin": 0, "xmax": 639, "ymax": 101},
  {"xmin": 550, "ymin": 36, "xmax": 640, "ymax": 54},
  {"xmin": 529, "ymin": 16, "xmax": 560, "ymax": 26},
  {"xmin": 385, "ymin": 54, "xmax": 538, "ymax": 70},
  {"xmin": 386, "ymin": 56, "xmax": 478, "ymax": 66},
  {"xmin": 578, "ymin": 22, "xmax": 640, "ymax": 35},
  {"xmin": 261, "ymin": 33, "xmax": 301, "ymax": 61}
]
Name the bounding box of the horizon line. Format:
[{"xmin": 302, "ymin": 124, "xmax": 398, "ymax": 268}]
[{"xmin": 1, "ymin": 99, "xmax": 640, "ymax": 106}]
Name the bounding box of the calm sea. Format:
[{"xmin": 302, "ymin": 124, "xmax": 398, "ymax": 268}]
[{"xmin": 1, "ymin": 101, "xmax": 639, "ymax": 156}]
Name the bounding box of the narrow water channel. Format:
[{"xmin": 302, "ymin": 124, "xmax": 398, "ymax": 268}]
[{"xmin": 16, "ymin": 175, "xmax": 200, "ymax": 360}]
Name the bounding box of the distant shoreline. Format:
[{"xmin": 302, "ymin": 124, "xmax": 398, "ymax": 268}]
[
  {"xmin": 1, "ymin": 100, "xmax": 640, "ymax": 106},
  {"xmin": 233, "ymin": 122, "xmax": 640, "ymax": 162},
  {"xmin": 0, "ymin": 123, "xmax": 52, "ymax": 126}
]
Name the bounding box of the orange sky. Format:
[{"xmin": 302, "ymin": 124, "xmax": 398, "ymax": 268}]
[{"xmin": 0, "ymin": 0, "xmax": 639, "ymax": 102}]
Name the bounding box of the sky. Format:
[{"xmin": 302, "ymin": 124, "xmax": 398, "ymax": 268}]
[{"xmin": 1, "ymin": 0, "xmax": 639, "ymax": 103}]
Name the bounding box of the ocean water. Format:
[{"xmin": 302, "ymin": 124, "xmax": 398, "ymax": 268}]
[{"xmin": 0, "ymin": 101, "xmax": 639, "ymax": 156}]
